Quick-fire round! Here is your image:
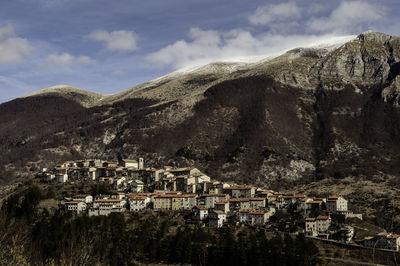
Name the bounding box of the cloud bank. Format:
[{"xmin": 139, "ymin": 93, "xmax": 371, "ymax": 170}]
[
  {"xmin": 147, "ymin": 1, "xmax": 387, "ymax": 70},
  {"xmin": 89, "ymin": 29, "xmax": 139, "ymax": 52},
  {"xmin": 0, "ymin": 24, "xmax": 33, "ymax": 65},
  {"xmin": 308, "ymin": 1, "xmax": 387, "ymax": 33},
  {"xmin": 45, "ymin": 52, "xmax": 96, "ymax": 67},
  {"xmin": 248, "ymin": 1, "xmax": 301, "ymax": 26}
]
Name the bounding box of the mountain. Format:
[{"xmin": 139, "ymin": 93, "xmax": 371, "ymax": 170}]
[
  {"xmin": 1, "ymin": 31, "xmax": 400, "ymax": 204},
  {"xmin": 20, "ymin": 85, "xmax": 104, "ymax": 107}
]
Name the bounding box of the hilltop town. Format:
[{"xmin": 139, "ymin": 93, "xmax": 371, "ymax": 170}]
[{"xmin": 37, "ymin": 157, "xmax": 400, "ymax": 252}]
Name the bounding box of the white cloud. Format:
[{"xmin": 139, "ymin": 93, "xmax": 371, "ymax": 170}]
[
  {"xmin": 248, "ymin": 1, "xmax": 301, "ymax": 26},
  {"xmin": 0, "ymin": 24, "xmax": 33, "ymax": 65},
  {"xmin": 45, "ymin": 52, "xmax": 96, "ymax": 67},
  {"xmin": 308, "ymin": 1, "xmax": 387, "ymax": 33},
  {"xmin": 89, "ymin": 29, "xmax": 139, "ymax": 52},
  {"xmin": 147, "ymin": 27, "xmax": 346, "ymax": 70}
]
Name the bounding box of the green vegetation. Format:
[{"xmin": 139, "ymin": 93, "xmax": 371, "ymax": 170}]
[
  {"xmin": 0, "ymin": 184, "xmax": 320, "ymax": 265},
  {"xmin": 347, "ymin": 217, "xmax": 386, "ymax": 240}
]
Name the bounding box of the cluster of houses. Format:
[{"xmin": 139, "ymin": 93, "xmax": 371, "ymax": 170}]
[{"xmin": 41, "ymin": 158, "xmax": 400, "ymax": 251}]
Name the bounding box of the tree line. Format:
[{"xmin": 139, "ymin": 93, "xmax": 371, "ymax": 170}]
[{"xmin": 0, "ymin": 185, "xmax": 320, "ymax": 265}]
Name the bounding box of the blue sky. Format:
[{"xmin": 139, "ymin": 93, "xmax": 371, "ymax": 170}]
[{"xmin": 0, "ymin": 0, "xmax": 399, "ymax": 102}]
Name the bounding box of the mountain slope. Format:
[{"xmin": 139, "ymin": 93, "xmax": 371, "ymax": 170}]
[
  {"xmin": 1, "ymin": 31, "xmax": 400, "ymax": 189},
  {"xmin": 20, "ymin": 85, "xmax": 104, "ymax": 107}
]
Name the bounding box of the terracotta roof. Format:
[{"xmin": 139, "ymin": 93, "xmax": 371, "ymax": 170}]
[
  {"xmin": 307, "ymin": 200, "xmax": 322, "ymax": 204},
  {"xmin": 250, "ymin": 209, "xmax": 267, "ymax": 214},
  {"xmin": 129, "ymin": 196, "xmax": 148, "ymax": 200},
  {"xmin": 259, "ymin": 190, "xmax": 273, "ymax": 194},
  {"xmin": 316, "ymin": 215, "xmax": 330, "ymax": 220},
  {"xmin": 155, "ymin": 194, "xmax": 196, "ymax": 198},
  {"xmin": 136, "ymin": 193, "xmax": 151, "ymax": 196},
  {"xmin": 328, "ymin": 196, "xmax": 339, "ymax": 199},
  {"xmin": 201, "ymin": 194, "xmax": 227, "ymax": 197},
  {"xmin": 249, "ymin": 198, "xmax": 265, "ymax": 201},
  {"xmin": 225, "ymin": 185, "xmax": 253, "ymax": 190},
  {"xmin": 194, "ymin": 205, "xmax": 208, "ymax": 210},
  {"xmin": 65, "ymin": 201, "xmax": 81, "ymax": 204},
  {"xmin": 94, "ymin": 199, "xmax": 122, "ymax": 202},
  {"xmin": 306, "ymin": 218, "xmax": 316, "ymax": 222},
  {"xmin": 281, "ymin": 194, "xmax": 306, "ymax": 199},
  {"xmin": 122, "ymin": 159, "xmax": 138, "ymax": 163},
  {"xmin": 239, "ymin": 209, "xmax": 250, "ymax": 213}
]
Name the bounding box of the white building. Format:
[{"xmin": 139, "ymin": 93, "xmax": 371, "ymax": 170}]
[
  {"xmin": 129, "ymin": 196, "xmax": 150, "ymax": 211},
  {"xmin": 305, "ymin": 215, "xmax": 331, "ymax": 238},
  {"xmin": 198, "ymin": 194, "xmax": 229, "ymax": 208},
  {"xmin": 93, "ymin": 199, "xmax": 125, "ymax": 209},
  {"xmin": 56, "ymin": 174, "xmax": 68, "ymax": 183},
  {"xmin": 208, "ymin": 210, "xmax": 226, "ymax": 228},
  {"xmin": 72, "ymin": 195, "xmax": 93, "ymax": 204},
  {"xmin": 192, "ymin": 205, "xmax": 209, "ymax": 221},
  {"xmin": 65, "ymin": 201, "xmax": 86, "ymax": 214},
  {"xmin": 238, "ymin": 209, "xmax": 250, "ymax": 224},
  {"xmin": 130, "ymin": 179, "xmax": 144, "ymax": 193},
  {"xmin": 326, "ymin": 196, "xmax": 348, "ymax": 213},
  {"xmin": 214, "ymin": 201, "xmax": 230, "ymax": 213},
  {"xmin": 121, "ymin": 159, "xmax": 139, "ymax": 168}
]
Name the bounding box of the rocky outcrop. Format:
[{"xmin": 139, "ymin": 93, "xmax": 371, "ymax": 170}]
[{"xmin": 382, "ymin": 76, "xmax": 400, "ymax": 106}]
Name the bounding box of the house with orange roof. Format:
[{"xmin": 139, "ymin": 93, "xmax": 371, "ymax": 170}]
[
  {"xmin": 72, "ymin": 194, "xmax": 93, "ymax": 204},
  {"xmin": 129, "ymin": 195, "xmax": 151, "ymax": 211},
  {"xmin": 238, "ymin": 208, "xmax": 276, "ymax": 225},
  {"xmin": 172, "ymin": 194, "xmax": 197, "ymax": 211},
  {"xmin": 249, "ymin": 198, "xmax": 267, "ymax": 209},
  {"xmin": 224, "ymin": 185, "xmax": 255, "ymax": 198},
  {"xmin": 198, "ymin": 194, "xmax": 230, "ymax": 208},
  {"xmin": 229, "ymin": 198, "xmax": 251, "ymax": 211},
  {"xmin": 238, "ymin": 209, "xmax": 250, "ymax": 224},
  {"xmin": 326, "ymin": 196, "xmax": 348, "ymax": 213},
  {"xmin": 305, "ymin": 215, "xmax": 331, "ymax": 238},
  {"xmin": 250, "ymin": 209, "xmax": 271, "ymax": 225},
  {"xmin": 153, "ymin": 194, "xmax": 173, "ymax": 211},
  {"xmin": 214, "ymin": 201, "xmax": 230, "ymax": 214},
  {"xmin": 89, "ymin": 198, "xmax": 126, "ymax": 216},
  {"xmin": 192, "ymin": 205, "xmax": 209, "ymax": 221},
  {"xmin": 208, "ymin": 210, "xmax": 226, "ymax": 228},
  {"xmin": 303, "ymin": 198, "xmax": 325, "ymax": 217}
]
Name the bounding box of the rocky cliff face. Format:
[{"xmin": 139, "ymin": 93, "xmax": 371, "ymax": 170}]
[{"xmin": 1, "ymin": 31, "xmax": 400, "ymax": 190}]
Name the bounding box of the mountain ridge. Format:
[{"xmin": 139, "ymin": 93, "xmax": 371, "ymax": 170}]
[
  {"xmin": 1, "ymin": 30, "xmax": 400, "ymax": 195},
  {"xmin": 17, "ymin": 33, "xmax": 365, "ymax": 107}
]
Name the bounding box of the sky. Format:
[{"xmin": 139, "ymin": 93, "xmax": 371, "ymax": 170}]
[{"xmin": 0, "ymin": 0, "xmax": 399, "ymax": 102}]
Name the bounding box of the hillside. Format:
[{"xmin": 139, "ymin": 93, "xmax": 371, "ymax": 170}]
[
  {"xmin": 1, "ymin": 31, "xmax": 400, "ymax": 229},
  {"xmin": 20, "ymin": 85, "xmax": 104, "ymax": 107}
]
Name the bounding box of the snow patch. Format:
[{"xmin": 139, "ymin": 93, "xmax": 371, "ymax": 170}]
[{"xmin": 151, "ymin": 35, "xmax": 356, "ymax": 82}]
